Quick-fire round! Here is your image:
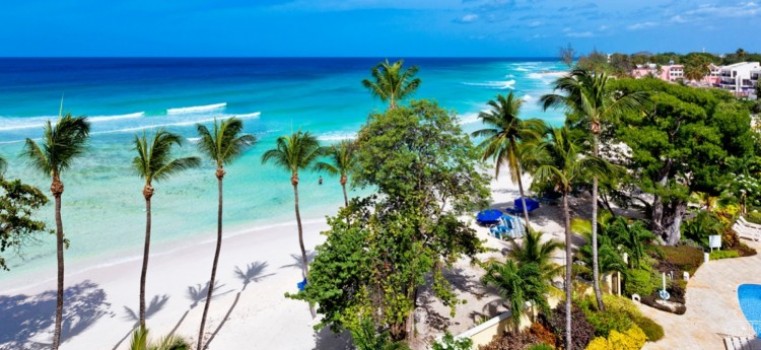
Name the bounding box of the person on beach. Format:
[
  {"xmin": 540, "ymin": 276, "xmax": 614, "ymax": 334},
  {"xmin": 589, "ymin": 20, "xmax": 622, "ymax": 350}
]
[{"xmin": 318, "ymin": 176, "xmax": 323, "ymax": 185}]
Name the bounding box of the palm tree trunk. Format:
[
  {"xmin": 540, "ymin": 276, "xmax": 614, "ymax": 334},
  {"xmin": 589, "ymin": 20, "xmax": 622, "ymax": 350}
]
[
  {"xmin": 591, "ymin": 134, "xmax": 604, "ymax": 311},
  {"xmin": 293, "ymin": 180, "xmax": 308, "ymax": 279},
  {"xmin": 562, "ymin": 193, "xmax": 573, "ymax": 350},
  {"xmin": 52, "ymin": 186, "xmax": 64, "ymax": 350},
  {"xmin": 139, "ymin": 186, "xmax": 153, "ymax": 330},
  {"xmin": 341, "ymin": 175, "xmax": 349, "ymax": 207},
  {"xmin": 197, "ymin": 173, "xmax": 224, "ymax": 350},
  {"xmin": 516, "ymin": 161, "xmax": 532, "ymax": 232}
]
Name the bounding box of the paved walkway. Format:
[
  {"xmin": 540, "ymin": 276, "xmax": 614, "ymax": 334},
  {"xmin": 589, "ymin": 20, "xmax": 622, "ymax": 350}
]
[{"xmin": 642, "ymin": 241, "xmax": 761, "ymax": 350}]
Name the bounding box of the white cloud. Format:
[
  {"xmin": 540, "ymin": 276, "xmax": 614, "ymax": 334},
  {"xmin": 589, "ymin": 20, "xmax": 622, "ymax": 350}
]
[
  {"xmin": 685, "ymin": 1, "xmax": 760, "ymax": 18},
  {"xmin": 459, "ymin": 13, "xmax": 479, "ymax": 23},
  {"xmin": 670, "ymin": 15, "xmax": 686, "ymax": 23},
  {"xmin": 566, "ymin": 31, "xmax": 594, "ymax": 38},
  {"xmin": 627, "ymin": 21, "xmax": 657, "ymax": 30}
]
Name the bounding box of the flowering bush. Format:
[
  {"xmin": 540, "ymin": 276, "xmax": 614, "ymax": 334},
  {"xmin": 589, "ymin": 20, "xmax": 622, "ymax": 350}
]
[{"xmin": 585, "ymin": 325, "xmax": 647, "ymax": 350}]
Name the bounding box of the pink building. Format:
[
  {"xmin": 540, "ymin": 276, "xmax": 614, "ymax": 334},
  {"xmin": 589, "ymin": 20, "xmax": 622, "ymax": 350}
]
[{"xmin": 631, "ymin": 63, "xmax": 721, "ymax": 85}]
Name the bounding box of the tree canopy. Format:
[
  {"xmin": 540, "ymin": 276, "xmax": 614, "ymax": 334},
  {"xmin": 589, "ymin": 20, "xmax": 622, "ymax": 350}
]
[
  {"xmin": 607, "ymin": 78, "xmax": 754, "ymax": 244},
  {"xmin": 293, "ymin": 99, "xmax": 489, "ymax": 341},
  {"xmin": 0, "ymin": 178, "xmax": 49, "ymax": 271}
]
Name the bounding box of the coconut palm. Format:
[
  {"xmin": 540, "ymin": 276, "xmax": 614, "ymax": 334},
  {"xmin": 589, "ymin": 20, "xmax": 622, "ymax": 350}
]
[
  {"xmin": 132, "ymin": 130, "xmax": 200, "ymax": 330},
  {"xmin": 361, "ymin": 59, "xmax": 421, "ymax": 109},
  {"xmin": 22, "ymin": 113, "xmax": 90, "ymax": 349},
  {"xmin": 129, "ymin": 327, "xmax": 190, "ymax": 350},
  {"xmin": 528, "ymin": 126, "xmax": 606, "ymax": 350},
  {"xmin": 540, "ymin": 68, "xmax": 644, "ymax": 311},
  {"xmin": 472, "ymin": 92, "xmax": 546, "ymax": 230},
  {"xmin": 262, "ymin": 131, "xmax": 321, "ymax": 279},
  {"xmin": 194, "ymin": 118, "xmax": 256, "ymax": 350},
  {"xmin": 508, "ymin": 229, "xmax": 563, "ymax": 279},
  {"xmin": 315, "ymin": 140, "xmax": 357, "ymax": 207},
  {"xmin": 482, "ymin": 260, "xmax": 549, "ymax": 330}
]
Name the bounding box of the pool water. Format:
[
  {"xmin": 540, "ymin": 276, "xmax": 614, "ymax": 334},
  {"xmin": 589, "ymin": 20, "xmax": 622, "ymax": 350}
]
[{"xmin": 738, "ymin": 284, "xmax": 761, "ymax": 337}]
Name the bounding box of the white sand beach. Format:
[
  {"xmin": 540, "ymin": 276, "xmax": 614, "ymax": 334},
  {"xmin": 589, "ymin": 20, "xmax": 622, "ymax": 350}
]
[{"xmin": 0, "ymin": 169, "xmax": 575, "ymax": 350}]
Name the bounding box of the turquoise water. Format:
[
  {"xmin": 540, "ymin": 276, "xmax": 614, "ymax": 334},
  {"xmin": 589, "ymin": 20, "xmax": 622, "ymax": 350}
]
[
  {"xmin": 0, "ymin": 58, "xmax": 565, "ymax": 283},
  {"xmin": 739, "ymin": 284, "xmax": 761, "ymax": 337}
]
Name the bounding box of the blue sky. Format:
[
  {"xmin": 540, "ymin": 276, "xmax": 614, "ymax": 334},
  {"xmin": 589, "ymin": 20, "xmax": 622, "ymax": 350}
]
[{"xmin": 2, "ymin": 0, "xmax": 759, "ymax": 57}]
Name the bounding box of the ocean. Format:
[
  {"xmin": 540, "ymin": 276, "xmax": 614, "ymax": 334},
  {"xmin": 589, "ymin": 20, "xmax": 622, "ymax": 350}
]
[{"xmin": 0, "ymin": 58, "xmax": 566, "ymax": 284}]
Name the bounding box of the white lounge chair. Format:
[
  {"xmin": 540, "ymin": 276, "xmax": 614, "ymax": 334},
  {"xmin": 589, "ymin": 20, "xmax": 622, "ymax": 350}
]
[
  {"xmin": 734, "ymin": 218, "xmax": 761, "ymax": 242},
  {"xmin": 724, "ymin": 335, "xmax": 761, "ymax": 350}
]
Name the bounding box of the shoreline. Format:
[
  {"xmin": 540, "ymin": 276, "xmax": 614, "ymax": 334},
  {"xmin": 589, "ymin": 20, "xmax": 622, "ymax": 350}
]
[{"xmin": 0, "ymin": 213, "xmax": 332, "ymax": 295}]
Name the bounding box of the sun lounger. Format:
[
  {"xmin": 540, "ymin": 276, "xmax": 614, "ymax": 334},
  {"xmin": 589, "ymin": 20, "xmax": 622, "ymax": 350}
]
[{"xmin": 734, "ymin": 218, "xmax": 760, "ymax": 242}]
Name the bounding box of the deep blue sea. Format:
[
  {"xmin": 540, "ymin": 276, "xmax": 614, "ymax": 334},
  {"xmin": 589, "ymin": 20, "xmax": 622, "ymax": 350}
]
[{"xmin": 0, "ymin": 58, "xmax": 566, "ymax": 283}]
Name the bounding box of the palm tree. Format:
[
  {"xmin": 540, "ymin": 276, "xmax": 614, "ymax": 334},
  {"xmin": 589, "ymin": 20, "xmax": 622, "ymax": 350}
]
[
  {"xmin": 472, "ymin": 92, "xmax": 546, "ymax": 230},
  {"xmin": 129, "ymin": 327, "xmax": 190, "ymax": 350},
  {"xmin": 508, "ymin": 229, "xmax": 563, "ymax": 279},
  {"xmin": 262, "ymin": 131, "xmax": 321, "ymax": 279},
  {"xmin": 482, "ymin": 260, "xmax": 549, "ymax": 330},
  {"xmin": 132, "ymin": 130, "xmax": 200, "ymax": 330},
  {"xmin": 361, "ymin": 59, "xmax": 421, "ymax": 109},
  {"xmin": 540, "ymin": 68, "xmax": 644, "ymax": 311},
  {"xmin": 195, "ymin": 118, "xmax": 256, "ymax": 350},
  {"xmin": 528, "ymin": 126, "xmax": 605, "ymax": 350},
  {"xmin": 315, "ymin": 140, "xmax": 357, "ymax": 207},
  {"xmin": 22, "ymin": 113, "xmax": 90, "ymax": 349}
]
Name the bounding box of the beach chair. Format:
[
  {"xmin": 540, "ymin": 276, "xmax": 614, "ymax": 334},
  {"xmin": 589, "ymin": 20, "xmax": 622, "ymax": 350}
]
[{"xmin": 735, "ymin": 217, "xmax": 761, "ymax": 242}]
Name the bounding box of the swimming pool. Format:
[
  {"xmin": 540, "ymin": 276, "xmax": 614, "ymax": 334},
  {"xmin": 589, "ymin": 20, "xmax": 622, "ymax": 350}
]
[{"xmin": 738, "ymin": 284, "xmax": 761, "ymax": 337}]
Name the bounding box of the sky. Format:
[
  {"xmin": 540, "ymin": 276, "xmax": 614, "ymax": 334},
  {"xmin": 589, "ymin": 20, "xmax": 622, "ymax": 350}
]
[{"xmin": 1, "ymin": 0, "xmax": 760, "ymax": 57}]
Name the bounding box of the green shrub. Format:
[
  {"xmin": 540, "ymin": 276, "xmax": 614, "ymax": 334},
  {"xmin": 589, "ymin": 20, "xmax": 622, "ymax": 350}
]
[
  {"xmin": 624, "ymin": 269, "xmax": 657, "ymax": 297},
  {"xmin": 746, "ymin": 212, "xmax": 761, "ymax": 225},
  {"xmin": 633, "ymin": 315, "xmax": 664, "ymax": 341},
  {"xmin": 682, "ymin": 211, "xmax": 724, "ymax": 249},
  {"xmin": 431, "ymin": 332, "xmax": 472, "ymax": 350},
  {"xmin": 584, "ymin": 307, "xmax": 634, "ymax": 337},
  {"xmin": 598, "ymin": 295, "xmax": 663, "ymax": 342},
  {"xmin": 709, "ymin": 250, "xmax": 740, "ymax": 260},
  {"xmin": 658, "ymin": 246, "xmax": 704, "ymax": 275},
  {"xmin": 527, "ymin": 344, "xmax": 554, "ymax": 350}
]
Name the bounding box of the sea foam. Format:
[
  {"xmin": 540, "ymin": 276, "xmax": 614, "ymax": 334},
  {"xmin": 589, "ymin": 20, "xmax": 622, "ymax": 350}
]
[
  {"xmin": 462, "ymin": 79, "xmax": 516, "ymax": 90},
  {"xmin": 166, "ymin": 102, "xmax": 227, "ymax": 115},
  {"xmin": 0, "ymin": 111, "xmax": 145, "ymax": 131}
]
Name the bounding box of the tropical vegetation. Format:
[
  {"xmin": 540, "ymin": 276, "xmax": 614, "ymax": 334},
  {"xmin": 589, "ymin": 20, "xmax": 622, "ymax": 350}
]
[
  {"xmin": 262, "ymin": 131, "xmax": 322, "ymax": 279},
  {"xmin": 132, "ymin": 130, "xmax": 200, "ymax": 329},
  {"xmin": 22, "ymin": 112, "xmax": 90, "ymax": 349},
  {"xmin": 472, "ymin": 91, "xmax": 546, "ymax": 230},
  {"xmin": 194, "ymin": 118, "xmax": 256, "ymax": 350}
]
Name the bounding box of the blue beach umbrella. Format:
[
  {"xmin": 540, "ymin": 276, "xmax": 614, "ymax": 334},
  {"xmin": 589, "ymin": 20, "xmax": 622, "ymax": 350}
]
[{"xmin": 476, "ymin": 209, "xmax": 503, "ymax": 224}]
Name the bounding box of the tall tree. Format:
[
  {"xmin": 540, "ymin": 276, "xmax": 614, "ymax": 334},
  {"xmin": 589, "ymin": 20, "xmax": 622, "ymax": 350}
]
[
  {"xmin": 541, "ymin": 68, "xmax": 644, "ymax": 311},
  {"xmin": 293, "ymin": 100, "xmax": 489, "ymax": 343},
  {"xmin": 683, "ymin": 55, "xmax": 711, "ymax": 82},
  {"xmin": 608, "ymin": 78, "xmax": 754, "ymax": 245},
  {"xmin": 195, "ymin": 118, "xmax": 255, "ymax": 349},
  {"xmin": 316, "ymin": 140, "xmax": 357, "ymax": 207},
  {"xmin": 472, "ymin": 92, "xmax": 545, "ymax": 230},
  {"xmin": 529, "ymin": 126, "xmax": 605, "ymax": 350},
  {"xmin": 559, "ymin": 43, "xmax": 576, "ymax": 68},
  {"xmin": 262, "ymin": 131, "xmax": 321, "ymax": 279},
  {"xmin": 132, "ymin": 130, "xmax": 200, "ymax": 330},
  {"xmin": 0, "ymin": 178, "xmax": 48, "ymax": 271},
  {"xmin": 22, "ymin": 113, "xmax": 90, "ymax": 349},
  {"xmin": 361, "ymin": 59, "xmax": 421, "ymax": 109}
]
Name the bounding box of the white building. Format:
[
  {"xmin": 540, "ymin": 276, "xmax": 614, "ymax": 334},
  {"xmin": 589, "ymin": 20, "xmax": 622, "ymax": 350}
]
[{"xmin": 717, "ymin": 62, "xmax": 761, "ymax": 95}]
